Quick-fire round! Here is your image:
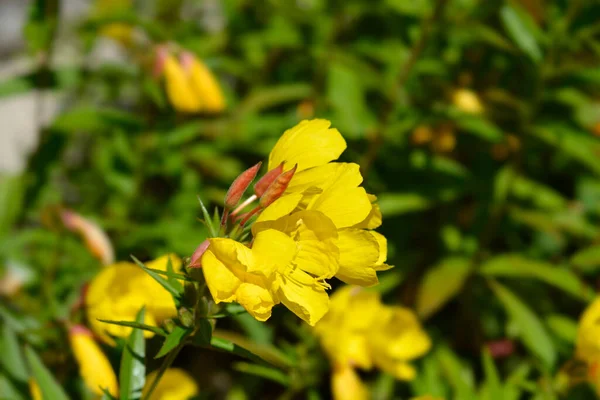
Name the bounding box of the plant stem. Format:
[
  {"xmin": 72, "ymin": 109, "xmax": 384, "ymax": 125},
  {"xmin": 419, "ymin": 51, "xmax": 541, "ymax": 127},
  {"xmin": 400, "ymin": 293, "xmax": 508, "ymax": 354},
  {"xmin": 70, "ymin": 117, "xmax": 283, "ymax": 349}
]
[{"xmin": 141, "ymin": 342, "xmax": 185, "ymax": 400}]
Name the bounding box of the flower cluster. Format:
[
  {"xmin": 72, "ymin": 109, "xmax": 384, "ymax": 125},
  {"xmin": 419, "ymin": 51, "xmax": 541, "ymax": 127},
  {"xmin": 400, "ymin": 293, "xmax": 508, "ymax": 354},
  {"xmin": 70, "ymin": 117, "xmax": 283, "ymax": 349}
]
[
  {"xmin": 314, "ymin": 286, "xmax": 431, "ymax": 399},
  {"xmin": 198, "ymin": 119, "xmax": 389, "ymax": 325}
]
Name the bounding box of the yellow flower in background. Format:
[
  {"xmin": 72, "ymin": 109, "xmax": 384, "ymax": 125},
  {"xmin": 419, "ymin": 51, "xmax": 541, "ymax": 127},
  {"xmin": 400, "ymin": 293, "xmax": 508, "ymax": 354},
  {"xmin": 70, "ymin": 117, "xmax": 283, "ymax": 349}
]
[
  {"xmin": 29, "ymin": 379, "xmax": 42, "ymax": 400},
  {"xmin": 69, "ymin": 325, "xmax": 119, "ymax": 397},
  {"xmin": 158, "ymin": 47, "xmax": 226, "ymax": 114},
  {"xmin": 314, "ymin": 286, "xmax": 431, "ymax": 399},
  {"xmin": 95, "ymin": 0, "xmax": 134, "ymax": 46},
  {"xmin": 331, "ymin": 364, "xmax": 369, "ymax": 400},
  {"xmin": 86, "ymin": 254, "xmax": 181, "ymax": 344},
  {"xmin": 576, "ymin": 297, "xmax": 600, "ymax": 363},
  {"xmin": 451, "ymin": 88, "xmax": 484, "ymax": 114},
  {"xmin": 163, "ymin": 54, "xmax": 203, "ymax": 113},
  {"xmin": 142, "ymin": 368, "xmax": 199, "ymax": 400}
]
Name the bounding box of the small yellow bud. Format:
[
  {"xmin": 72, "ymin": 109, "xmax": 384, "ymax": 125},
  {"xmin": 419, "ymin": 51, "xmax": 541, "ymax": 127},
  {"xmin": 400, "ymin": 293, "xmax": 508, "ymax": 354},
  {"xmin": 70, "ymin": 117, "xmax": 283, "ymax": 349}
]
[
  {"xmin": 163, "ymin": 55, "xmax": 202, "ymax": 113},
  {"xmin": 452, "ymin": 88, "xmax": 484, "ymax": 114},
  {"xmin": 182, "ymin": 52, "xmax": 226, "ymax": 113}
]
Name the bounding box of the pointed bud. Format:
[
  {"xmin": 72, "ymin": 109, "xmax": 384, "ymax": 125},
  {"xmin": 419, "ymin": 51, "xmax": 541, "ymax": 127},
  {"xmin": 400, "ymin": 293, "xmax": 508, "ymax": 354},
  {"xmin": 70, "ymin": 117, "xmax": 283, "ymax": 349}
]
[
  {"xmin": 153, "ymin": 45, "xmax": 169, "ymax": 78},
  {"xmin": 254, "ymin": 162, "xmax": 284, "ymax": 197},
  {"xmin": 61, "ymin": 210, "xmax": 115, "ymax": 265},
  {"xmin": 189, "ymin": 240, "xmax": 210, "ymax": 268},
  {"xmin": 179, "ymin": 51, "xmax": 195, "ymax": 73},
  {"xmin": 225, "ymin": 162, "xmax": 262, "ymax": 209},
  {"xmin": 259, "ymin": 165, "xmax": 297, "ymax": 208}
]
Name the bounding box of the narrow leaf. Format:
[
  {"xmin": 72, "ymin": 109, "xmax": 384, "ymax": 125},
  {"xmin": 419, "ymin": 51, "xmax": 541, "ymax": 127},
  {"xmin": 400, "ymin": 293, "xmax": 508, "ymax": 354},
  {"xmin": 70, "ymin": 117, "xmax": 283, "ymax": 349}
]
[
  {"xmin": 546, "ymin": 314, "xmax": 578, "ymax": 344},
  {"xmin": 1, "ymin": 324, "xmax": 28, "ymax": 382},
  {"xmin": 233, "ymin": 362, "xmax": 290, "ymax": 386},
  {"xmin": 571, "ymin": 245, "xmax": 600, "ymax": 274},
  {"xmin": 416, "ymin": 258, "xmax": 472, "ymax": 319},
  {"xmin": 489, "ymin": 281, "xmax": 555, "ymax": 367},
  {"xmin": 197, "ymin": 196, "xmax": 217, "ymax": 238},
  {"xmin": 97, "ymin": 319, "xmax": 167, "ymax": 337},
  {"xmin": 482, "ymin": 349, "xmax": 503, "ymax": 400},
  {"xmin": 500, "ymin": 4, "xmax": 542, "ymax": 62},
  {"xmin": 155, "ymin": 325, "xmax": 192, "ymax": 359},
  {"xmin": 119, "ymin": 308, "xmax": 146, "ymax": 400},
  {"xmin": 24, "ymin": 346, "xmax": 69, "ymax": 400}
]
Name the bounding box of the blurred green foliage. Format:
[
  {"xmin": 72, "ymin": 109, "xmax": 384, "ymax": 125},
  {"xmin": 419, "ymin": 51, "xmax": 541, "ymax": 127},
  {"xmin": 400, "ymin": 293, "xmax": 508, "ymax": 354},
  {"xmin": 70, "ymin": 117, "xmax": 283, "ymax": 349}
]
[{"xmin": 2, "ymin": 0, "xmax": 600, "ymax": 398}]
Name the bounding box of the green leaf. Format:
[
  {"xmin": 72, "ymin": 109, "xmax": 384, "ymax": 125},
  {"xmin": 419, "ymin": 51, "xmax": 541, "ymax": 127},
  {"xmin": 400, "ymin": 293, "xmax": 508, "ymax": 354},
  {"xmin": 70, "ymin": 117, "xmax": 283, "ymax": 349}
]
[
  {"xmin": 416, "ymin": 258, "xmax": 472, "ymax": 319},
  {"xmin": 546, "ymin": 314, "xmax": 578, "ymax": 344},
  {"xmin": 50, "ymin": 106, "xmax": 143, "ymax": 134},
  {"xmin": 571, "ymin": 245, "xmax": 600, "ymax": 274},
  {"xmin": 435, "ymin": 346, "xmax": 476, "ymax": 400},
  {"xmin": 233, "ymin": 362, "xmax": 289, "ymax": 386},
  {"xmin": 165, "ymin": 257, "xmax": 184, "ymax": 293},
  {"xmin": 0, "ymin": 174, "xmax": 25, "ymax": 237},
  {"xmin": 489, "ymin": 281, "xmax": 555, "ymax": 367},
  {"xmin": 97, "ymin": 319, "xmax": 167, "ymax": 337},
  {"xmin": 24, "ymin": 346, "xmax": 69, "ymax": 400},
  {"xmin": 155, "ymin": 325, "xmax": 192, "ymax": 359},
  {"xmin": 378, "ymin": 193, "xmax": 433, "ymax": 216},
  {"xmin": 191, "ymin": 319, "xmax": 213, "ymax": 347},
  {"xmin": 480, "ymin": 254, "xmax": 594, "ymax": 301},
  {"xmin": 453, "ymin": 114, "xmax": 504, "ymax": 143},
  {"xmin": 197, "ymin": 196, "xmax": 218, "ymax": 238},
  {"xmin": 209, "ymin": 337, "xmax": 271, "ymax": 366},
  {"xmin": 481, "ymin": 349, "xmax": 503, "ymax": 400},
  {"xmin": 119, "ymin": 308, "xmax": 146, "ymax": 400},
  {"xmin": 1, "ymin": 324, "xmax": 28, "ymax": 382},
  {"xmin": 499, "ymin": 4, "xmax": 542, "ymax": 62},
  {"xmin": 131, "ymin": 256, "xmax": 183, "ymax": 307}
]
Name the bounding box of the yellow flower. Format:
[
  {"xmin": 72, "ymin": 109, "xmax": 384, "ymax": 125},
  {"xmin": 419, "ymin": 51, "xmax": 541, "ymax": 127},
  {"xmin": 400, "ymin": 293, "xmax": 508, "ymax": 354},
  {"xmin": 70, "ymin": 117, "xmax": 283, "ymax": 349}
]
[
  {"xmin": 451, "ymin": 88, "xmax": 484, "ymax": 114},
  {"xmin": 142, "ymin": 368, "xmax": 199, "ymax": 400},
  {"xmin": 203, "ymin": 220, "xmax": 336, "ymax": 325},
  {"xmin": 86, "ymin": 254, "xmax": 181, "ymax": 344},
  {"xmin": 576, "ymin": 297, "xmax": 600, "ymax": 364},
  {"xmin": 160, "ymin": 49, "xmax": 226, "ymax": 114},
  {"xmin": 69, "ymin": 325, "xmax": 119, "ymax": 397},
  {"xmin": 95, "ymin": 0, "xmax": 134, "ymax": 46},
  {"xmin": 255, "ymin": 119, "xmax": 389, "ymax": 286},
  {"xmin": 163, "ymin": 55, "xmax": 203, "ymax": 113},
  {"xmin": 331, "ymin": 364, "xmax": 369, "ymax": 400},
  {"xmin": 314, "ymin": 286, "xmax": 431, "ymax": 399},
  {"xmin": 29, "ymin": 379, "xmax": 42, "ymax": 400}
]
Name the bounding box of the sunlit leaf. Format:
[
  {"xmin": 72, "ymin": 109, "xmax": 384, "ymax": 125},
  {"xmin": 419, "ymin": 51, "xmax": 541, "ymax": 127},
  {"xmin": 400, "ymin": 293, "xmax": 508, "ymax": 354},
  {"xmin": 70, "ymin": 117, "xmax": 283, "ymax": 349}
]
[{"xmin": 119, "ymin": 308, "xmax": 146, "ymax": 400}]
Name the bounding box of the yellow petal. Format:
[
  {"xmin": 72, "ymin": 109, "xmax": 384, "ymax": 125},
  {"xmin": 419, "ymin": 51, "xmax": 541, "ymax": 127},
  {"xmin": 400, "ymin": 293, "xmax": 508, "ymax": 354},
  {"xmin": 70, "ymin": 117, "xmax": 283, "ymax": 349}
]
[
  {"xmin": 251, "ymin": 229, "xmax": 296, "ymax": 277},
  {"xmin": 335, "ymin": 229, "xmax": 381, "ymax": 286},
  {"xmin": 331, "ymin": 364, "xmax": 369, "ymax": 400},
  {"xmin": 353, "ymin": 195, "xmax": 382, "ymax": 229},
  {"xmin": 268, "ymin": 119, "xmax": 346, "ymax": 172},
  {"xmin": 254, "ymin": 193, "xmax": 304, "ymax": 226},
  {"xmin": 309, "ymin": 164, "xmax": 371, "ymax": 228},
  {"xmin": 29, "ymin": 380, "xmax": 42, "ymax": 400},
  {"xmin": 236, "ymin": 282, "xmax": 276, "ymax": 321},
  {"xmin": 577, "ymin": 297, "xmax": 600, "ymax": 362},
  {"xmin": 207, "ymin": 238, "xmax": 254, "ymax": 273},
  {"xmin": 276, "ymin": 269, "xmax": 329, "ymax": 326},
  {"xmin": 201, "ymin": 250, "xmax": 241, "ymax": 303},
  {"xmin": 189, "ymin": 57, "xmax": 226, "ymax": 113},
  {"xmin": 164, "ymin": 55, "xmax": 202, "ymax": 113},
  {"xmin": 143, "ymin": 368, "xmax": 199, "ymax": 400},
  {"xmin": 285, "ymin": 163, "xmax": 349, "ymax": 195},
  {"xmin": 371, "ymin": 231, "xmax": 388, "ymax": 265},
  {"xmin": 69, "ymin": 327, "xmax": 119, "ymax": 397},
  {"xmin": 146, "ymin": 254, "xmax": 182, "ymax": 272}
]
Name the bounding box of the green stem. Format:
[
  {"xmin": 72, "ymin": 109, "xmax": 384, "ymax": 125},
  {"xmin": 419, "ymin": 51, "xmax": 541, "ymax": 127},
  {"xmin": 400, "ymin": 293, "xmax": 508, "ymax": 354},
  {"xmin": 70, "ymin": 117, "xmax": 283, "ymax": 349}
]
[{"xmin": 141, "ymin": 342, "xmax": 185, "ymax": 400}]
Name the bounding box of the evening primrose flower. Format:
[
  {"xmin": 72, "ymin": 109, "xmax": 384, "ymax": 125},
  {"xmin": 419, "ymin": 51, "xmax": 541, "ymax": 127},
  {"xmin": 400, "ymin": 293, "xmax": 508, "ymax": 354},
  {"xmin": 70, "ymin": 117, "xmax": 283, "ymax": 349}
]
[
  {"xmin": 575, "ymin": 296, "xmax": 600, "ymax": 394},
  {"xmin": 198, "ymin": 119, "xmax": 388, "ymax": 325},
  {"xmin": 142, "ymin": 368, "xmax": 199, "ymax": 400},
  {"xmin": 69, "ymin": 325, "xmax": 119, "ymax": 397},
  {"xmin": 314, "ymin": 286, "xmax": 430, "ymax": 399},
  {"xmin": 86, "ymin": 254, "xmax": 181, "ymax": 344}
]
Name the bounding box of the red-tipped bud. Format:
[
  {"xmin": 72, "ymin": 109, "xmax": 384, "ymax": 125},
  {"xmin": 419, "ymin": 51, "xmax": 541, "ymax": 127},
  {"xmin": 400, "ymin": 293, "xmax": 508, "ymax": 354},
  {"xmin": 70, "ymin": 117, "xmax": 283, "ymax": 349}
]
[
  {"xmin": 153, "ymin": 45, "xmax": 169, "ymax": 78},
  {"xmin": 259, "ymin": 164, "xmax": 297, "ymax": 208},
  {"xmin": 225, "ymin": 162, "xmax": 262, "ymax": 209},
  {"xmin": 189, "ymin": 239, "xmax": 210, "ymax": 268},
  {"xmin": 254, "ymin": 162, "xmax": 284, "ymax": 197}
]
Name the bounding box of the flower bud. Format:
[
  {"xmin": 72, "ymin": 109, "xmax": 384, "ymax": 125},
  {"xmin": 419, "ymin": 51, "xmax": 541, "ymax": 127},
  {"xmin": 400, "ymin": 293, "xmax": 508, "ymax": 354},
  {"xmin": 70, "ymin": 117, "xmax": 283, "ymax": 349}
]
[
  {"xmin": 189, "ymin": 239, "xmax": 210, "ymax": 268},
  {"xmin": 69, "ymin": 325, "xmax": 119, "ymax": 397},
  {"xmin": 259, "ymin": 165, "xmax": 297, "ymax": 208},
  {"xmin": 225, "ymin": 162, "xmax": 262, "ymax": 209},
  {"xmin": 163, "ymin": 318, "xmax": 176, "ymax": 333},
  {"xmin": 182, "ymin": 51, "xmax": 226, "ymax": 113},
  {"xmin": 153, "ymin": 45, "xmax": 169, "ymax": 78},
  {"xmin": 179, "ymin": 307, "xmax": 194, "ymax": 328},
  {"xmin": 254, "ymin": 162, "xmax": 284, "ymax": 197},
  {"xmin": 164, "ymin": 54, "xmax": 202, "ymax": 113},
  {"xmin": 61, "ymin": 210, "xmax": 114, "ymax": 265}
]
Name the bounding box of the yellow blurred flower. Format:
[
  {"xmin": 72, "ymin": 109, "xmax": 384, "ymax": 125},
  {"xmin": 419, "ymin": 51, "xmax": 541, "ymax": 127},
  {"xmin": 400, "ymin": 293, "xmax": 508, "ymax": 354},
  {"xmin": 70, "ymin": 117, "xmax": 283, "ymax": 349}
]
[
  {"xmin": 201, "ymin": 119, "xmax": 388, "ymax": 325},
  {"xmin": 29, "ymin": 379, "xmax": 42, "ymax": 400},
  {"xmin": 86, "ymin": 254, "xmax": 181, "ymax": 344},
  {"xmin": 61, "ymin": 209, "xmax": 114, "ymax": 265},
  {"xmin": 142, "ymin": 368, "xmax": 199, "ymax": 400},
  {"xmin": 69, "ymin": 325, "xmax": 119, "ymax": 397},
  {"xmin": 331, "ymin": 364, "xmax": 369, "ymax": 400},
  {"xmin": 314, "ymin": 286, "xmax": 431, "ymax": 399},
  {"xmin": 159, "ymin": 48, "xmax": 226, "ymax": 114},
  {"xmin": 452, "ymin": 88, "xmax": 484, "ymax": 114},
  {"xmin": 95, "ymin": 0, "xmax": 134, "ymax": 46},
  {"xmin": 576, "ymin": 297, "xmax": 600, "ymax": 364}
]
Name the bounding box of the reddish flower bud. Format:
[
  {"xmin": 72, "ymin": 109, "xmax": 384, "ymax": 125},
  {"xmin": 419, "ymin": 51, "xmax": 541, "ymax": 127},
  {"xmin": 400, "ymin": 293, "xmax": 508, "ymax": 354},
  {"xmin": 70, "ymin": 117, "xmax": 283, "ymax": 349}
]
[
  {"xmin": 259, "ymin": 164, "xmax": 297, "ymax": 208},
  {"xmin": 153, "ymin": 45, "xmax": 170, "ymax": 78},
  {"xmin": 254, "ymin": 162, "xmax": 284, "ymax": 197},
  {"xmin": 189, "ymin": 239, "xmax": 210, "ymax": 268},
  {"xmin": 224, "ymin": 162, "xmax": 262, "ymax": 209},
  {"xmin": 179, "ymin": 51, "xmax": 195, "ymax": 73}
]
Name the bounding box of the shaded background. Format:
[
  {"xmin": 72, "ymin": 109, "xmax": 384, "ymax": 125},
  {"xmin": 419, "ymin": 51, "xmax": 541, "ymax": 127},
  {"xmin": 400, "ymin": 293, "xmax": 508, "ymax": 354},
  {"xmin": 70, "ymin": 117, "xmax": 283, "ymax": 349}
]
[{"xmin": 2, "ymin": 0, "xmax": 600, "ymax": 398}]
